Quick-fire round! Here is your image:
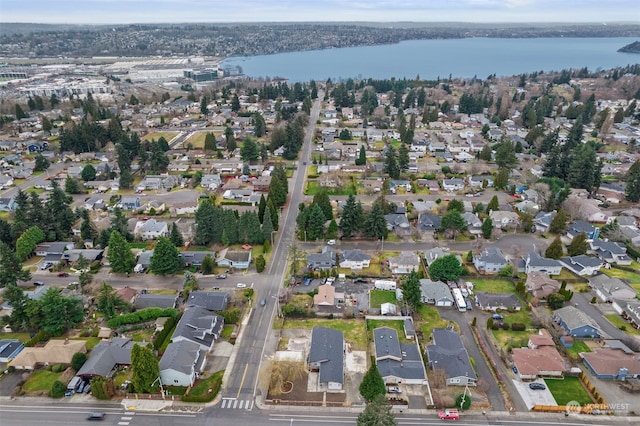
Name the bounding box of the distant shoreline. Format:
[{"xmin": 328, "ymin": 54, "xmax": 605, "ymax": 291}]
[{"xmin": 618, "ymin": 41, "xmax": 640, "ymax": 53}]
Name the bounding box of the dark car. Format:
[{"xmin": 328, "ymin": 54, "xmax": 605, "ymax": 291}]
[
  {"xmin": 353, "ymin": 278, "xmax": 368, "ymax": 284},
  {"xmin": 33, "ymin": 281, "xmax": 45, "ymax": 286},
  {"xmin": 87, "ymin": 412, "xmax": 105, "ymax": 420},
  {"xmin": 512, "ymin": 366, "xmax": 518, "ymax": 374},
  {"xmin": 58, "ymin": 272, "xmax": 69, "ymax": 277},
  {"xmin": 529, "ymin": 382, "xmax": 546, "ymax": 390}
]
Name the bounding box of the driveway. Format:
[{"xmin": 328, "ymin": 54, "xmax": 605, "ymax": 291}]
[
  {"xmin": 513, "ymin": 379, "xmax": 557, "ymax": 409},
  {"xmin": 0, "ymin": 371, "xmax": 24, "ymax": 397}
]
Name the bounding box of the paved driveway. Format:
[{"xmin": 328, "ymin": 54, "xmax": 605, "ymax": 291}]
[{"xmin": 514, "ymin": 379, "xmax": 557, "ymax": 409}]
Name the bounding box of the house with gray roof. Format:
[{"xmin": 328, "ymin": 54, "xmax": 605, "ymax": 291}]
[
  {"xmin": 589, "ymin": 239, "xmax": 632, "ymax": 266},
  {"xmin": 473, "ymin": 247, "xmax": 508, "ymax": 274},
  {"xmin": 462, "ymin": 212, "xmax": 482, "ymax": 235},
  {"xmin": 589, "ymin": 274, "xmax": 636, "ymax": 303},
  {"xmin": 185, "ymin": 291, "xmax": 228, "ymax": 312},
  {"xmin": 373, "ymin": 327, "xmax": 427, "ymax": 385},
  {"xmin": 77, "ymin": 338, "xmax": 142, "ymax": 378},
  {"xmin": 523, "ymin": 251, "xmax": 563, "ymax": 275},
  {"xmin": 559, "ymin": 255, "xmax": 603, "ymax": 276},
  {"xmin": 423, "ymin": 247, "xmax": 462, "ymax": 267},
  {"xmin": 159, "ymin": 340, "xmax": 206, "ymax": 387},
  {"xmin": 200, "ymin": 174, "xmax": 222, "ymax": 190},
  {"xmin": 419, "ymin": 279, "xmax": 454, "ymax": 307},
  {"xmin": 179, "ymin": 251, "xmax": 216, "ymax": 267},
  {"xmin": 0, "ymin": 339, "xmax": 24, "ymax": 363},
  {"xmin": 308, "ymin": 327, "xmax": 344, "ymax": 391},
  {"xmin": 442, "ymin": 178, "xmax": 465, "ymax": 192},
  {"xmin": 534, "ymin": 211, "xmax": 556, "ymax": 233},
  {"xmin": 553, "ymin": 306, "xmax": 601, "ymax": 338},
  {"xmin": 216, "ymin": 248, "xmax": 252, "ymax": 270},
  {"xmin": 338, "ymin": 249, "xmax": 371, "ymax": 270},
  {"xmin": 171, "ymin": 306, "xmax": 224, "ymax": 352},
  {"xmin": 567, "ymin": 220, "xmax": 599, "ymax": 241},
  {"xmin": 307, "ymin": 246, "xmax": 336, "ymax": 270},
  {"xmin": 134, "ymin": 293, "xmax": 177, "ymax": 310},
  {"xmin": 134, "ymin": 219, "xmax": 169, "ymax": 241},
  {"xmin": 416, "ymin": 213, "xmax": 441, "ymax": 234},
  {"xmin": 0, "ymin": 197, "xmax": 16, "ymax": 211},
  {"xmin": 384, "ymin": 212, "xmax": 412, "ymax": 236},
  {"xmin": 612, "ymin": 299, "xmax": 640, "ymax": 330},
  {"xmin": 118, "ymin": 196, "xmax": 141, "ymax": 211},
  {"xmin": 136, "ymin": 250, "xmax": 154, "ymax": 270},
  {"xmin": 475, "ymin": 292, "xmax": 522, "ymax": 311},
  {"xmin": 388, "ymin": 251, "xmax": 420, "ymax": 275},
  {"xmin": 426, "ymin": 328, "xmax": 477, "ymax": 386}
]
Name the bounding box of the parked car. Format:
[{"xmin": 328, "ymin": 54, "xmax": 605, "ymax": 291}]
[
  {"xmin": 492, "ymin": 313, "xmax": 504, "ymax": 320},
  {"xmin": 40, "ymin": 262, "xmax": 52, "ymax": 270},
  {"xmin": 353, "ymin": 278, "xmax": 368, "ymax": 284},
  {"xmin": 213, "ymin": 286, "xmax": 221, "ymax": 291},
  {"xmin": 529, "ymin": 382, "xmax": 546, "ymax": 390},
  {"xmin": 438, "ymin": 409, "xmax": 460, "ymax": 420},
  {"xmin": 512, "ymin": 366, "xmax": 518, "ymax": 374},
  {"xmin": 58, "ymin": 272, "xmax": 69, "ymax": 277},
  {"xmin": 216, "ymin": 274, "xmax": 227, "ymax": 279},
  {"xmin": 327, "ymin": 239, "xmax": 336, "ymax": 245},
  {"xmin": 33, "ymin": 281, "xmax": 45, "ymax": 286},
  {"xmin": 236, "ymin": 283, "xmax": 247, "ymax": 288},
  {"xmin": 87, "ymin": 412, "xmax": 105, "ymax": 421},
  {"xmin": 387, "ymin": 386, "xmax": 401, "ymax": 393}
]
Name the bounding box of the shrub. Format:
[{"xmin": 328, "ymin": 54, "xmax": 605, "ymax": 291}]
[
  {"xmin": 511, "ymin": 323, "xmax": 526, "ymax": 331},
  {"xmin": 220, "ymin": 308, "xmax": 241, "ymax": 325},
  {"xmin": 501, "ymin": 323, "xmax": 510, "ymax": 330},
  {"xmin": 25, "ymin": 330, "xmax": 50, "ymax": 347},
  {"xmin": 7, "ymin": 366, "xmax": 15, "ymax": 373},
  {"xmin": 455, "ymin": 393, "xmax": 471, "ymax": 410},
  {"xmin": 71, "ymin": 352, "xmax": 87, "ymax": 371},
  {"xmin": 491, "ymin": 323, "xmax": 500, "ymax": 330},
  {"xmin": 153, "ymin": 316, "xmax": 177, "ymax": 351},
  {"xmin": 107, "ymin": 307, "xmax": 178, "ymax": 328},
  {"xmin": 51, "ymin": 364, "xmax": 66, "ymax": 373},
  {"xmin": 90, "ymin": 377, "xmax": 114, "ymax": 400},
  {"xmin": 50, "ymin": 380, "xmax": 67, "ymax": 398}
]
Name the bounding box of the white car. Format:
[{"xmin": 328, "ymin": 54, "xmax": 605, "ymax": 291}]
[
  {"xmin": 327, "ymin": 239, "xmax": 336, "ymax": 245},
  {"xmin": 236, "ymin": 283, "xmax": 247, "ymax": 288}
]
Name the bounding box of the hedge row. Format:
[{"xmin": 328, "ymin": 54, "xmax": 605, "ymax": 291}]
[
  {"xmin": 25, "ymin": 330, "xmax": 50, "ymax": 347},
  {"xmin": 153, "ymin": 315, "xmax": 178, "ymax": 351},
  {"xmin": 107, "ymin": 307, "xmax": 178, "ymax": 328}
]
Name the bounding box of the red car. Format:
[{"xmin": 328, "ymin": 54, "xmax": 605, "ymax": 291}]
[
  {"xmin": 57, "ymin": 272, "xmax": 69, "ymax": 277},
  {"xmin": 438, "ymin": 409, "xmax": 460, "ymax": 420}
]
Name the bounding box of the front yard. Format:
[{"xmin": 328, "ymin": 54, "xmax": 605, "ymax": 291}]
[
  {"xmin": 282, "ymin": 318, "xmax": 367, "ymax": 350},
  {"xmin": 416, "ymin": 304, "xmax": 450, "ymax": 339},
  {"xmin": 603, "ymin": 263, "xmax": 640, "ymax": 291},
  {"xmin": 470, "ymin": 279, "xmax": 515, "ymax": 293},
  {"xmin": 604, "ymin": 314, "xmax": 640, "ymax": 336},
  {"xmin": 544, "ymin": 376, "xmax": 594, "ymax": 406}
]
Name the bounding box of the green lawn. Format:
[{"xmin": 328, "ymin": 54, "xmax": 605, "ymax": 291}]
[
  {"xmin": 417, "ymin": 304, "xmax": 449, "ymax": 339},
  {"xmin": 470, "ymin": 279, "xmax": 515, "ymax": 293},
  {"xmin": 304, "ymin": 180, "xmax": 356, "ymax": 196},
  {"xmin": 605, "ymin": 314, "xmax": 640, "ymax": 336},
  {"xmin": 22, "ymin": 370, "xmax": 63, "ymax": 392},
  {"xmin": 369, "ymin": 290, "xmax": 397, "ymax": 308},
  {"xmin": 564, "ymin": 340, "xmax": 591, "ymax": 358},
  {"xmin": 0, "ymin": 332, "xmax": 31, "ymax": 342},
  {"xmin": 221, "ymin": 325, "xmax": 235, "ymax": 340},
  {"xmin": 367, "ymin": 319, "xmax": 411, "ymax": 343},
  {"xmin": 603, "ymin": 264, "xmax": 640, "ymax": 291},
  {"xmin": 545, "ymin": 376, "xmax": 594, "ymax": 406},
  {"xmin": 283, "ymin": 318, "xmax": 367, "ymax": 350},
  {"xmin": 73, "ymin": 337, "xmax": 100, "ymax": 351},
  {"xmin": 184, "ymin": 370, "xmax": 224, "ymax": 402},
  {"xmin": 142, "ymin": 131, "xmax": 180, "ymax": 142}
]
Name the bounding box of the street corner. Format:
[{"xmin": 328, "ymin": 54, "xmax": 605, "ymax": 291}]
[{"xmin": 122, "ymin": 397, "xmax": 174, "ymax": 412}]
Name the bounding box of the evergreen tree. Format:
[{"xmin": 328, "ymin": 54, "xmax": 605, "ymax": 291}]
[
  {"xmin": 80, "ymin": 209, "xmax": 98, "ymax": 242},
  {"xmin": 398, "ymin": 143, "xmax": 409, "ymax": 173},
  {"xmin": 240, "ymin": 137, "xmax": 260, "ymax": 162},
  {"xmin": 440, "ymin": 210, "xmax": 467, "ymax": 239},
  {"xmin": 204, "ymin": 132, "xmax": 216, "ymax": 151},
  {"xmin": 549, "ymin": 209, "xmax": 568, "ymax": 234},
  {"xmin": 625, "ymin": 160, "xmax": 640, "ymax": 202},
  {"xmin": 107, "ymin": 231, "xmax": 136, "ymax": 273},
  {"xmin": 357, "ymin": 396, "xmax": 397, "ymax": 426},
  {"xmin": 567, "ymin": 233, "xmax": 589, "ymax": 256},
  {"xmin": 306, "ymin": 204, "xmax": 327, "ymax": 241},
  {"xmin": 15, "ymin": 104, "xmax": 28, "ymax": 119},
  {"xmin": 231, "ymin": 94, "xmax": 241, "ymax": 112},
  {"xmin": 267, "ymin": 198, "xmax": 279, "ymax": 230},
  {"xmin": 65, "ymin": 176, "xmax": 82, "ymax": 194},
  {"xmin": 494, "ymin": 167, "xmax": 510, "ymax": 189},
  {"xmin": 364, "ymin": 202, "xmax": 388, "ymax": 239},
  {"xmin": 194, "ymin": 200, "xmax": 217, "ymax": 245},
  {"xmin": 447, "ymin": 199, "xmax": 464, "ymax": 213},
  {"xmin": 402, "ymin": 271, "xmax": 422, "ymax": 314},
  {"xmin": 150, "ymin": 237, "xmax": 184, "ymax": 275},
  {"xmin": 253, "ymin": 112, "xmax": 266, "ymax": 137},
  {"xmin": 40, "ymin": 287, "xmax": 84, "ymax": 336},
  {"xmin": 359, "ymin": 364, "xmax": 386, "ymax": 402},
  {"xmin": 479, "ymin": 144, "xmax": 492, "ymax": 161},
  {"xmin": 494, "ymin": 139, "xmax": 518, "ymax": 170},
  {"xmin": 312, "ymin": 190, "xmax": 333, "ymax": 221},
  {"xmin": 545, "ymin": 237, "xmax": 564, "ymax": 260},
  {"xmin": 80, "ymin": 164, "xmax": 97, "ymax": 181},
  {"xmin": 567, "ymin": 144, "xmax": 599, "ymax": 192},
  {"xmin": 258, "ymin": 194, "xmax": 267, "ymax": 223},
  {"xmin": 0, "ymin": 242, "xmax": 31, "ymax": 288},
  {"xmin": 97, "ymin": 282, "xmax": 128, "ymax": 318},
  {"xmin": 225, "ymin": 126, "xmax": 236, "ymax": 151},
  {"xmin": 339, "ymin": 195, "xmax": 361, "ymax": 238},
  {"xmin": 482, "ymin": 217, "xmax": 493, "ymax": 239},
  {"xmin": 383, "ymin": 145, "xmax": 400, "ymax": 179},
  {"xmin": 47, "ymin": 181, "xmax": 75, "ymax": 240},
  {"xmin": 110, "ymin": 207, "xmax": 133, "ymax": 241},
  {"xmin": 355, "ymin": 145, "xmax": 367, "ymax": 165},
  {"xmin": 200, "ymin": 96, "xmax": 209, "ymax": 115},
  {"xmin": 429, "ymin": 254, "xmax": 464, "ymax": 281},
  {"xmin": 34, "ymin": 154, "xmax": 50, "ymax": 172},
  {"xmin": 170, "ymin": 223, "xmax": 184, "ymax": 247},
  {"xmin": 486, "ymin": 195, "xmax": 499, "ymax": 213},
  {"xmin": 131, "ymin": 345, "xmax": 160, "ymax": 394}
]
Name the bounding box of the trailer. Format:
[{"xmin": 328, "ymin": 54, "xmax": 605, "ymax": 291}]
[
  {"xmin": 374, "ymin": 280, "xmax": 397, "ymax": 291},
  {"xmin": 452, "ymin": 288, "xmax": 466, "ymax": 312}
]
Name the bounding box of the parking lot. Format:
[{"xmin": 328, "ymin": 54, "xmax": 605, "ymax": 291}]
[{"xmin": 513, "ymin": 379, "xmax": 557, "ymax": 409}]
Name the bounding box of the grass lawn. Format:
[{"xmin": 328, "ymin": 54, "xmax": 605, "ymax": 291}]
[
  {"xmin": 0, "ymin": 332, "xmax": 31, "ymax": 342},
  {"xmin": 184, "ymin": 370, "xmax": 224, "ymax": 402},
  {"xmin": 603, "ymin": 264, "xmax": 640, "ymax": 291},
  {"xmin": 73, "ymin": 337, "xmax": 101, "ymax": 351},
  {"xmin": 221, "ymin": 325, "xmax": 235, "ymax": 340},
  {"xmin": 131, "ymin": 329, "xmax": 155, "ymax": 343},
  {"xmin": 605, "ymin": 314, "xmax": 640, "ymax": 336},
  {"xmin": 492, "ymin": 329, "xmax": 530, "ymax": 349},
  {"xmin": 470, "ymin": 279, "xmax": 515, "ymax": 293},
  {"xmin": 545, "ymin": 376, "xmax": 594, "ymax": 406},
  {"xmin": 366, "ymin": 319, "xmax": 411, "ymax": 343},
  {"xmin": 416, "ymin": 304, "xmax": 449, "ymax": 339},
  {"xmin": 283, "ymin": 318, "xmax": 368, "ymax": 350},
  {"xmin": 564, "ymin": 340, "xmax": 591, "ymax": 358},
  {"xmin": 369, "ymin": 290, "xmax": 397, "ymax": 308},
  {"xmin": 22, "ymin": 370, "xmax": 63, "ymax": 392},
  {"xmin": 304, "ymin": 180, "xmax": 356, "ymax": 196},
  {"xmin": 150, "ymin": 289, "xmax": 178, "ymax": 295},
  {"xmin": 142, "ymin": 131, "xmax": 179, "ymax": 142}
]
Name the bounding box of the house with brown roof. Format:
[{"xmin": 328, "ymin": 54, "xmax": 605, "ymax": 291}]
[
  {"xmin": 580, "ymin": 348, "xmax": 640, "ymax": 380},
  {"xmin": 115, "ymin": 287, "xmax": 138, "ymax": 304},
  {"xmin": 512, "ymin": 344, "xmax": 567, "ymax": 380},
  {"xmin": 313, "ymin": 284, "xmax": 344, "ymax": 307},
  {"xmin": 10, "ymin": 339, "xmax": 86, "ymax": 370},
  {"xmin": 528, "ymin": 330, "xmax": 555, "ymax": 349},
  {"xmin": 525, "ymin": 272, "xmax": 560, "ymax": 299}
]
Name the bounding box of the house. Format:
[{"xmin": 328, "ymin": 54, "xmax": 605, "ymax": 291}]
[
  {"xmin": 200, "ymin": 174, "xmax": 222, "ymax": 190},
  {"xmin": 462, "ymin": 212, "xmax": 483, "ymax": 235},
  {"xmin": 426, "ymin": 328, "xmax": 477, "ymax": 386},
  {"xmin": 11, "ymin": 339, "xmax": 86, "ymax": 370},
  {"xmin": 580, "ymin": 349, "xmax": 640, "ymax": 380},
  {"xmin": 338, "ymin": 249, "xmax": 371, "ymax": 270},
  {"xmin": 597, "ymin": 183, "xmax": 627, "ymax": 204},
  {"xmin": 173, "ymin": 200, "xmax": 200, "ymax": 215},
  {"xmin": 475, "ymin": 292, "xmax": 522, "ymax": 311},
  {"xmin": 423, "ymin": 247, "xmax": 462, "ymax": 267},
  {"xmin": 473, "ymin": 247, "xmax": 509, "ymax": 274},
  {"xmin": 61, "ymin": 249, "xmax": 103, "ymax": 264},
  {"xmin": 374, "ymin": 327, "xmax": 427, "ymax": 385},
  {"xmin": 560, "ymin": 255, "xmax": 603, "ymax": 276},
  {"xmin": 468, "ymin": 176, "xmax": 493, "ymax": 188},
  {"xmin": 35, "ymin": 241, "xmax": 71, "ymax": 258},
  {"xmin": 83, "ymin": 196, "xmax": 105, "ymax": 211},
  {"xmin": 553, "ymin": 306, "xmax": 601, "ymax": 338},
  {"xmin": 77, "ymin": 338, "xmax": 140, "ymax": 378},
  {"xmin": 511, "ymin": 345, "xmax": 567, "ymax": 380},
  {"xmin": 171, "ymin": 306, "xmax": 224, "ymax": 352},
  {"xmin": 0, "ymin": 197, "xmax": 17, "ymax": 212},
  {"xmin": 186, "ymin": 291, "xmax": 229, "ymax": 312},
  {"xmin": 523, "ymin": 251, "xmax": 563, "ymax": 275},
  {"xmin": 179, "ymin": 251, "xmax": 216, "ymax": 267},
  {"xmin": 442, "ymin": 178, "xmax": 465, "ymax": 192},
  {"xmin": 115, "ymin": 287, "xmax": 138, "ymax": 304},
  {"xmin": 374, "ymin": 280, "xmax": 397, "ymax": 291},
  {"xmin": 0, "ymin": 339, "xmax": 24, "ymax": 362},
  {"xmin": 384, "ymin": 212, "xmax": 412, "ymax": 236},
  {"xmin": 307, "ymin": 246, "xmax": 336, "ymax": 270},
  {"xmin": 134, "ymin": 293, "xmax": 178, "ymax": 309},
  {"xmin": 612, "ymin": 299, "xmax": 640, "ymax": 329},
  {"xmin": 118, "ymin": 196, "xmax": 141, "ymax": 211},
  {"xmin": 216, "ymin": 248, "xmax": 252, "ymax": 270},
  {"xmin": 252, "ymin": 175, "xmax": 272, "ymax": 192},
  {"xmin": 534, "ymin": 211, "xmax": 556, "ymax": 233},
  {"xmin": 589, "ymin": 239, "xmax": 632, "ymax": 266},
  {"xmin": 419, "ymin": 279, "xmax": 454, "ymax": 306},
  {"xmin": 620, "ymin": 226, "xmax": 640, "ymax": 246},
  {"xmin": 489, "ymin": 210, "xmax": 520, "ymax": 228},
  {"xmin": 134, "ymin": 219, "xmax": 169, "ymax": 241},
  {"xmin": 417, "ymin": 213, "xmax": 442, "ymax": 234},
  {"xmin": 313, "ymin": 284, "xmax": 344, "ymax": 307},
  {"xmin": 308, "ymin": 327, "xmax": 344, "ymax": 391},
  {"xmin": 525, "ymin": 272, "xmax": 560, "ymax": 299},
  {"xmin": 135, "ymin": 250, "xmax": 154, "ymax": 272},
  {"xmin": 388, "ymin": 251, "xmax": 420, "ymax": 275},
  {"xmin": 589, "ymin": 274, "xmax": 637, "ymax": 302},
  {"xmin": 514, "ymin": 200, "xmax": 539, "ymax": 214},
  {"xmin": 160, "ymin": 340, "xmax": 206, "ymax": 387},
  {"xmin": 567, "ymin": 220, "xmax": 600, "ymax": 241},
  {"xmin": 0, "ymin": 175, "xmax": 14, "ymax": 188}
]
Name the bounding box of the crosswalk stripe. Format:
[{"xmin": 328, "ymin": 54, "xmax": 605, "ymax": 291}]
[
  {"xmin": 121, "ymin": 417, "xmax": 133, "ymax": 420},
  {"xmin": 118, "ymin": 422, "xmax": 130, "ymax": 426},
  {"xmin": 233, "ymin": 400, "xmax": 238, "ymax": 409}
]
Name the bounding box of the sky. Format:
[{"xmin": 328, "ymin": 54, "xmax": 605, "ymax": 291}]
[{"xmin": 1, "ymin": 0, "xmax": 639, "ymax": 24}]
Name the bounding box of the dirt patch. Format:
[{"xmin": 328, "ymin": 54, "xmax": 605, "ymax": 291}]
[{"xmin": 267, "ymin": 373, "xmax": 346, "ymax": 406}]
